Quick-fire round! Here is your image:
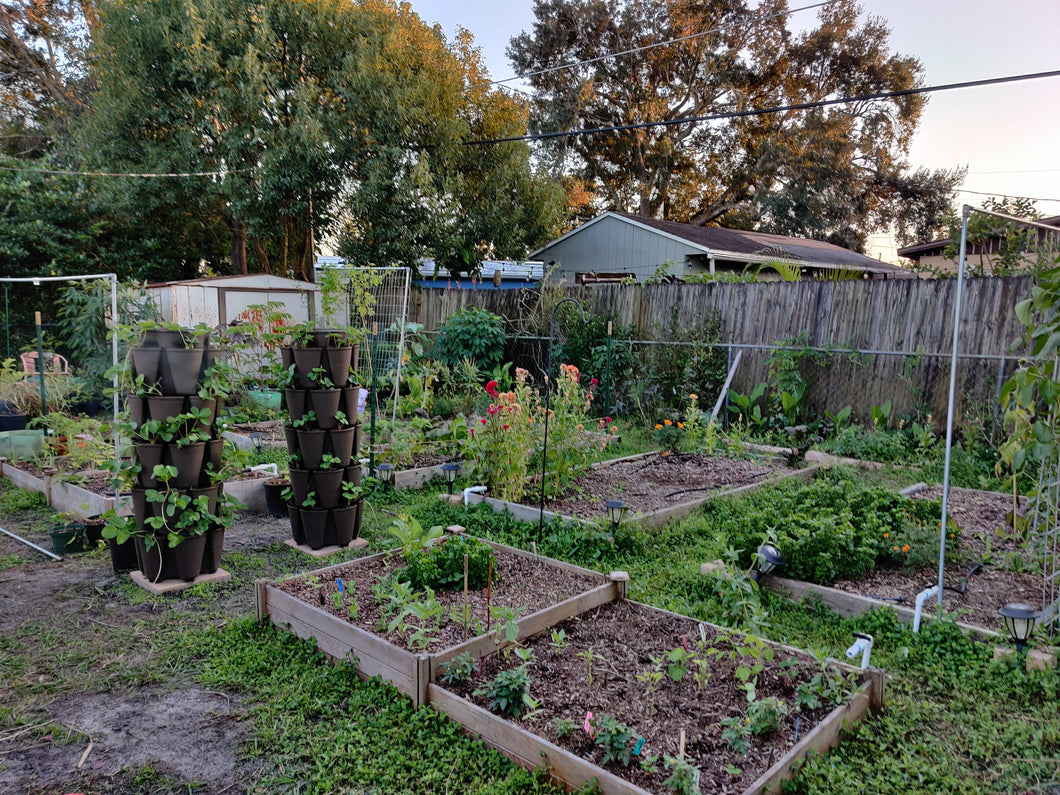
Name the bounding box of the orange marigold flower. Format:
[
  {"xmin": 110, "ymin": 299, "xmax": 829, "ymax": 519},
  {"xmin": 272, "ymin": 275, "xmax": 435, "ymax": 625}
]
[
  {"xmin": 677, "ymin": 422, "xmax": 684, "ymax": 429},
  {"xmin": 655, "ymin": 424, "xmax": 663, "ymax": 430},
  {"xmin": 883, "ymin": 533, "xmax": 889, "ymax": 539},
  {"xmin": 664, "ymin": 419, "xmax": 673, "ymax": 426},
  {"xmin": 893, "ymin": 546, "xmax": 899, "ymax": 552},
  {"xmin": 902, "ymin": 544, "xmax": 910, "ymax": 553},
  {"xmin": 662, "ymin": 450, "xmax": 670, "ymax": 457}
]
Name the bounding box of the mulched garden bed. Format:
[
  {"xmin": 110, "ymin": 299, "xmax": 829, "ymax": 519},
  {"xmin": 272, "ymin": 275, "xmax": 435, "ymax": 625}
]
[
  {"xmin": 275, "ymin": 547, "xmax": 605, "ymax": 652},
  {"xmin": 544, "ymin": 452, "xmax": 794, "ymax": 519},
  {"xmin": 831, "ymin": 486, "xmax": 1042, "ymax": 631},
  {"xmin": 443, "ymin": 599, "xmax": 850, "ymax": 794}
]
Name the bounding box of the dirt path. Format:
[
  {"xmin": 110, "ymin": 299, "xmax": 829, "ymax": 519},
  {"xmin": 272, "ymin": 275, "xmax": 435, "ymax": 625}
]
[{"xmin": 0, "ymin": 512, "xmax": 287, "ymax": 794}]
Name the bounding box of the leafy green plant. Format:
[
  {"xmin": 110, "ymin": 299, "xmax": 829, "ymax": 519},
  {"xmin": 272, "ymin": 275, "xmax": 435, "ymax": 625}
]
[
  {"xmin": 747, "ymin": 696, "xmax": 787, "ymax": 735},
  {"xmin": 552, "ymin": 717, "xmax": 576, "ymax": 739},
  {"xmin": 663, "ymin": 756, "xmax": 700, "ymax": 794},
  {"xmin": 475, "ymin": 665, "xmax": 533, "ymax": 717},
  {"xmin": 636, "ymin": 659, "xmax": 664, "ymax": 718},
  {"xmin": 404, "ymin": 534, "xmax": 496, "ymax": 592},
  {"xmin": 387, "ymin": 514, "xmax": 444, "ymax": 559},
  {"xmin": 433, "ymin": 307, "xmax": 506, "ymax": 370},
  {"xmin": 549, "ymin": 628, "xmax": 568, "ymax": 651},
  {"xmin": 592, "ymin": 714, "xmax": 634, "ymax": 767}
]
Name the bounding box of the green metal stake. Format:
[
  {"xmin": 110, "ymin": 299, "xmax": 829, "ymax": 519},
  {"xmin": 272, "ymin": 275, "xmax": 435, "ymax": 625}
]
[
  {"xmin": 368, "ymin": 322, "xmax": 377, "ymax": 474},
  {"xmin": 603, "ymin": 320, "xmax": 612, "ymax": 416},
  {"xmin": 35, "ymin": 311, "xmax": 47, "ymax": 416},
  {"xmin": 4, "ymin": 284, "xmax": 9, "ymax": 359}
]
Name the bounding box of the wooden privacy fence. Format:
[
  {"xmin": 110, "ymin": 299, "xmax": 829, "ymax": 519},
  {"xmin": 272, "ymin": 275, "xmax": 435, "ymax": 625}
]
[{"xmin": 412, "ymin": 276, "xmax": 1033, "ymax": 424}]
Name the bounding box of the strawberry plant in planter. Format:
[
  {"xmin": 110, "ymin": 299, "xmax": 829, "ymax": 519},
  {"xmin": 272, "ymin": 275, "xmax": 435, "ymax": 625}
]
[{"xmin": 279, "ymin": 331, "xmax": 364, "ymax": 550}]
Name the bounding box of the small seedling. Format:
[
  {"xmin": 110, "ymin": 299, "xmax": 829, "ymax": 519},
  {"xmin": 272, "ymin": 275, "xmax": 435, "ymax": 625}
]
[
  {"xmin": 440, "ymin": 652, "xmax": 477, "ymax": 685},
  {"xmin": 549, "ymin": 628, "xmax": 568, "ymax": 651},
  {"xmin": 553, "ymin": 717, "xmax": 576, "ymax": 739}
]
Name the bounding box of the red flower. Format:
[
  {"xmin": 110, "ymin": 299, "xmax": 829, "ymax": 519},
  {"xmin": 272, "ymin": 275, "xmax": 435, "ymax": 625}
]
[
  {"xmin": 503, "ymin": 424, "xmax": 510, "ymax": 430},
  {"xmin": 590, "ymin": 377, "xmax": 599, "ymax": 386},
  {"xmin": 485, "ymin": 380, "xmax": 499, "ymax": 397},
  {"xmin": 481, "ymin": 418, "xmax": 487, "ymax": 425},
  {"xmin": 604, "ymin": 416, "xmax": 612, "ymax": 423}
]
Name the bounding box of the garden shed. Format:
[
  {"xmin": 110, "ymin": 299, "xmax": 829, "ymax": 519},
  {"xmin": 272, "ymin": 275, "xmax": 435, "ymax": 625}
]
[{"xmin": 145, "ymin": 274, "xmax": 319, "ymax": 328}]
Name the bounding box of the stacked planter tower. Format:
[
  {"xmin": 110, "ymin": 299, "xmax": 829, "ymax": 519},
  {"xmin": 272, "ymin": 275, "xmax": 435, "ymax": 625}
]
[
  {"xmin": 282, "ymin": 330, "xmax": 363, "ymax": 550},
  {"xmin": 125, "ymin": 327, "xmax": 227, "ymax": 583}
]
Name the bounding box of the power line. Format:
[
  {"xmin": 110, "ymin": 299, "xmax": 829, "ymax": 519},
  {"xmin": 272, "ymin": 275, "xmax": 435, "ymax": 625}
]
[
  {"xmin": 0, "ymin": 164, "xmax": 243, "ymax": 178},
  {"xmin": 493, "ymin": 0, "xmax": 839, "ymax": 86},
  {"xmin": 957, "ymin": 188, "xmax": 1060, "ymax": 203},
  {"xmin": 467, "ymin": 68, "xmax": 1060, "ymax": 146}
]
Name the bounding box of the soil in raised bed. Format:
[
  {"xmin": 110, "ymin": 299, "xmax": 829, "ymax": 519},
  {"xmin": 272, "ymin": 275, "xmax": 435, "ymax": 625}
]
[
  {"xmin": 543, "ymin": 453, "xmax": 794, "ymax": 520},
  {"xmin": 444, "ymin": 599, "xmax": 848, "ymax": 794},
  {"xmin": 275, "ymin": 546, "xmax": 606, "ymax": 653},
  {"xmin": 831, "ymin": 486, "xmax": 1043, "ymax": 632}
]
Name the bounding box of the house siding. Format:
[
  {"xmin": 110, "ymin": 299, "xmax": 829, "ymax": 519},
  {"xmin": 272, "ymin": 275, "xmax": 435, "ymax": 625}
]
[{"xmin": 539, "ymin": 216, "xmax": 702, "ymax": 283}]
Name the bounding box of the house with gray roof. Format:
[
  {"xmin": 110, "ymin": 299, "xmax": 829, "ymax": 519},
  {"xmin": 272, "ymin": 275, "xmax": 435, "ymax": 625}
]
[{"xmin": 532, "ymin": 212, "xmax": 912, "ymax": 283}]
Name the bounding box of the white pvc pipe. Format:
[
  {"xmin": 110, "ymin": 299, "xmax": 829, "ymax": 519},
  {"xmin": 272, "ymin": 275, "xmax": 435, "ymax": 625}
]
[
  {"xmin": 938, "ymin": 206, "xmax": 970, "ymax": 608},
  {"xmin": 913, "ymin": 585, "xmax": 940, "ymax": 633},
  {"xmin": 248, "ymin": 463, "xmax": 278, "ymax": 477},
  {"xmin": 0, "ymin": 525, "xmax": 61, "ymax": 561},
  {"xmin": 463, "ymin": 485, "xmax": 487, "ymax": 506}
]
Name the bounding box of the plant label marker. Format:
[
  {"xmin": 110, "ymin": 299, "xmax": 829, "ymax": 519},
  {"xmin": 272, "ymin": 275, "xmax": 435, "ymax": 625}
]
[
  {"xmin": 336, "ymin": 578, "xmax": 344, "ymax": 593},
  {"xmin": 682, "ymin": 635, "xmax": 688, "ymax": 651},
  {"xmin": 584, "ymin": 711, "xmax": 593, "ymax": 737},
  {"xmin": 794, "ymin": 715, "xmax": 801, "ymax": 741},
  {"xmin": 679, "ymin": 729, "xmax": 686, "ymax": 758},
  {"xmin": 699, "ymin": 623, "xmax": 707, "ymax": 644},
  {"xmin": 485, "ymin": 559, "xmax": 493, "ymax": 631},
  {"xmin": 633, "ymin": 737, "xmax": 645, "ymax": 756}
]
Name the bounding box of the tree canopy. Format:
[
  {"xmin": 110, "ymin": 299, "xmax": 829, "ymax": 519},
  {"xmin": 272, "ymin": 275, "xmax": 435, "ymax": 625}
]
[
  {"xmin": 508, "ymin": 0, "xmax": 963, "ymax": 249},
  {"xmin": 78, "ymin": 0, "xmax": 562, "ymax": 278}
]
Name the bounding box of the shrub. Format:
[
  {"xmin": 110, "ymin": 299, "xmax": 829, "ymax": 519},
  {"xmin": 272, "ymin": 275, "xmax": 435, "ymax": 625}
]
[{"xmin": 433, "ymin": 308, "xmax": 506, "ymax": 370}]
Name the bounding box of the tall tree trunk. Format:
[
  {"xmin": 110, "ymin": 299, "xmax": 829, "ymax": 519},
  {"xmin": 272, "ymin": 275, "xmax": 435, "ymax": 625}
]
[{"xmin": 227, "ymin": 217, "xmax": 247, "ymax": 275}]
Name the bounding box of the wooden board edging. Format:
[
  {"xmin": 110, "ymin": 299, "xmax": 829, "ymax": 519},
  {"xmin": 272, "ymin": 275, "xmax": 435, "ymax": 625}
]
[
  {"xmin": 763, "ymin": 575, "xmax": 1001, "ymax": 641},
  {"xmin": 428, "ymin": 683, "xmax": 650, "ymax": 795},
  {"xmin": 742, "ymin": 680, "xmax": 876, "ymax": 795}
]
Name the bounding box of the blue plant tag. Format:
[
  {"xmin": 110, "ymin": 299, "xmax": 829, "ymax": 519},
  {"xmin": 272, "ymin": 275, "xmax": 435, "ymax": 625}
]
[
  {"xmin": 336, "ymin": 578, "xmax": 344, "ymax": 593},
  {"xmin": 633, "ymin": 737, "xmax": 645, "ymax": 756}
]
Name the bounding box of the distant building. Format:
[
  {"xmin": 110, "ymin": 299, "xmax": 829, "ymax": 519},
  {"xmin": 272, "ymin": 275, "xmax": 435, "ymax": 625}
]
[
  {"xmin": 898, "ymin": 215, "xmax": 1060, "ymax": 275},
  {"xmin": 532, "ymin": 212, "xmax": 912, "ymax": 283}
]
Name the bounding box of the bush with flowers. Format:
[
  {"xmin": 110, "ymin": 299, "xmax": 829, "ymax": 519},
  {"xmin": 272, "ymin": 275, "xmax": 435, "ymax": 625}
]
[
  {"xmin": 463, "ymin": 364, "xmax": 618, "ymax": 501},
  {"xmin": 464, "ymin": 372, "xmax": 538, "ymax": 502},
  {"xmin": 653, "ymin": 393, "xmax": 715, "ymax": 454}
]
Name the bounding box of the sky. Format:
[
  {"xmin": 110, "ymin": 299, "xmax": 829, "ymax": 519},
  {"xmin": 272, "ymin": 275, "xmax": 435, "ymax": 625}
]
[{"xmin": 406, "ymin": 0, "xmax": 1060, "ymax": 261}]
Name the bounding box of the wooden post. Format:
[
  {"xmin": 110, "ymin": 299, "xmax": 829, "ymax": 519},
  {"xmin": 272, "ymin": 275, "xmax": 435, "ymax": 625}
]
[
  {"xmin": 255, "ymin": 579, "xmax": 268, "ymax": 622},
  {"xmin": 609, "ymin": 571, "xmax": 630, "ymax": 600}
]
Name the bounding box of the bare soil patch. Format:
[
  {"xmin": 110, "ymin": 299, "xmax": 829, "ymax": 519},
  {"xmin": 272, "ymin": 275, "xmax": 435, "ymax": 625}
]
[
  {"xmin": 544, "ymin": 453, "xmax": 791, "ymax": 519},
  {"xmin": 831, "ymin": 486, "xmax": 1041, "ymax": 631},
  {"xmin": 446, "ymin": 599, "xmax": 848, "ymax": 794}
]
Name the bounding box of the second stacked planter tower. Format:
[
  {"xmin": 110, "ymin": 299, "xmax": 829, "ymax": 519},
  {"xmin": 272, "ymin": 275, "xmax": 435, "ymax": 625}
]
[{"xmin": 282, "ymin": 330, "xmax": 363, "ymax": 550}]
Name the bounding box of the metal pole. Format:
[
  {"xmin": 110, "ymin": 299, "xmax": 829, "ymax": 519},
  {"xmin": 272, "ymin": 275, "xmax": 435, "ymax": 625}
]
[
  {"xmin": 4, "ymin": 284, "xmax": 9, "ymax": 359},
  {"xmin": 0, "ymin": 525, "xmax": 61, "ymax": 561},
  {"xmin": 110, "ymin": 275, "xmax": 120, "ymax": 503},
  {"xmin": 369, "ymin": 322, "xmax": 378, "ymax": 474},
  {"xmin": 538, "ymin": 298, "xmax": 586, "ymax": 542},
  {"xmin": 603, "ymin": 321, "xmax": 612, "ymax": 416},
  {"xmin": 35, "ymin": 310, "xmax": 47, "ymax": 416},
  {"xmin": 938, "ymin": 205, "xmax": 971, "ymax": 607}
]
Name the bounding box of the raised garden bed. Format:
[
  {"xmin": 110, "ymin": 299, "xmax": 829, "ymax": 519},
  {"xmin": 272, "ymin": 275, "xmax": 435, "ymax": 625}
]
[
  {"xmin": 470, "ymin": 453, "xmax": 815, "ymax": 528},
  {"xmin": 257, "ymin": 541, "xmax": 881, "ymax": 794}
]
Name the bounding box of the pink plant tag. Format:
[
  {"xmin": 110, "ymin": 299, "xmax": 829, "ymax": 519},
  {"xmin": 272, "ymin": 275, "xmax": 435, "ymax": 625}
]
[
  {"xmin": 584, "ymin": 711, "xmax": 594, "ymax": 737},
  {"xmin": 682, "ymin": 635, "xmax": 688, "ymax": 651}
]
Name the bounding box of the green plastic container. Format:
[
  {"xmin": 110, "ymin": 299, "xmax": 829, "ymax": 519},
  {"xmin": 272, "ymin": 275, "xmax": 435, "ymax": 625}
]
[
  {"xmin": 246, "ymin": 389, "xmax": 282, "ymax": 411},
  {"xmin": 0, "ymin": 429, "xmax": 45, "ymax": 459},
  {"xmin": 50, "ymin": 523, "xmax": 90, "ymax": 555}
]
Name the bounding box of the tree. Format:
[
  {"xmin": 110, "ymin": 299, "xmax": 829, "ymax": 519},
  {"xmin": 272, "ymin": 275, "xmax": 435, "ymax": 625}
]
[
  {"xmin": 80, "ymin": 0, "xmax": 562, "ymax": 279},
  {"xmin": 0, "ymin": 0, "xmax": 95, "ymax": 157},
  {"xmin": 508, "ymin": 0, "xmax": 961, "ymax": 250}
]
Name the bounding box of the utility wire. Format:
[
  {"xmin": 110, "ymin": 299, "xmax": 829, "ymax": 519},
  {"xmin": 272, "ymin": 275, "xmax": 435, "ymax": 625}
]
[
  {"xmin": 467, "ymin": 68, "xmax": 1060, "ymax": 145},
  {"xmin": 493, "ymin": 0, "xmax": 839, "ymax": 86},
  {"xmin": 957, "ymin": 188, "xmax": 1060, "ymax": 204},
  {"xmin": 0, "ymin": 164, "xmax": 244, "ymax": 178}
]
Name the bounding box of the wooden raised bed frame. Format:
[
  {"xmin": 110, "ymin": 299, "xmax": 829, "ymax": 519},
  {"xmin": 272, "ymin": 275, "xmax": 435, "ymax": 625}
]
[
  {"xmin": 258, "ymin": 543, "xmax": 884, "ymax": 794},
  {"xmin": 256, "ymin": 540, "xmax": 620, "ymax": 706}
]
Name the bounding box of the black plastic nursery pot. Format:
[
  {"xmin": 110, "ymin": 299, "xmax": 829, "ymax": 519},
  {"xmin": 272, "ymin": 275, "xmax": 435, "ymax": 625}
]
[
  {"xmin": 264, "ymin": 479, "xmax": 289, "ymax": 518},
  {"xmin": 0, "ymin": 413, "xmax": 29, "ymax": 432}
]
